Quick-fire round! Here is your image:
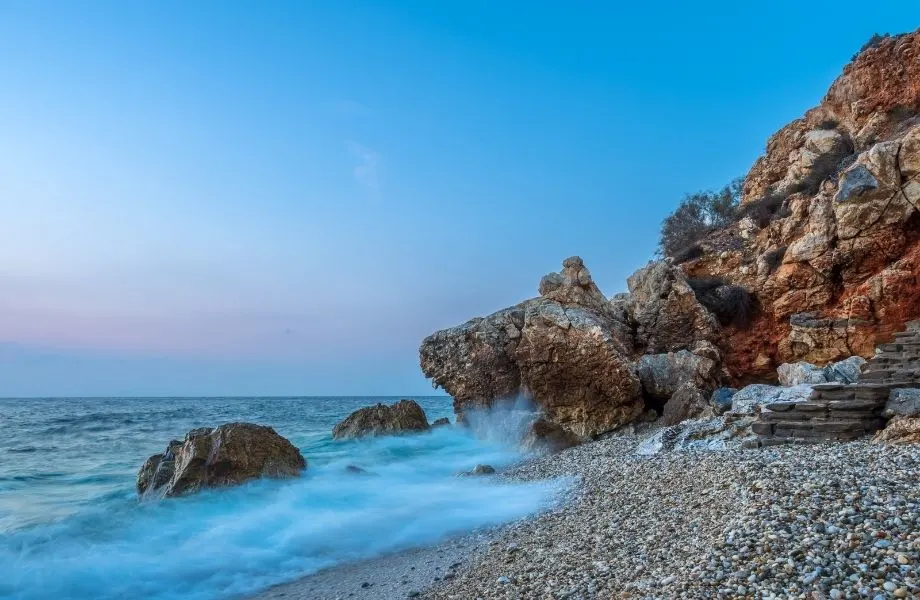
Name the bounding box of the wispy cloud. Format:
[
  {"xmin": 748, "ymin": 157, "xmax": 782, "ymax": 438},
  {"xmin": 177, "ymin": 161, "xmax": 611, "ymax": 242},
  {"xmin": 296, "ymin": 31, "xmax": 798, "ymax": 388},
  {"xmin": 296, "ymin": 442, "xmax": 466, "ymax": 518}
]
[{"xmin": 345, "ymin": 141, "xmax": 381, "ymax": 190}]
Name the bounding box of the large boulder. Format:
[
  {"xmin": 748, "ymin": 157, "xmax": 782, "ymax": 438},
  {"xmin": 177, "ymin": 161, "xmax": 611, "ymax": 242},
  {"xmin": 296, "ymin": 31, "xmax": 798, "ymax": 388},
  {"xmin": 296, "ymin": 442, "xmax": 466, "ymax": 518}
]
[
  {"xmin": 660, "ymin": 383, "xmax": 713, "ymax": 426},
  {"xmin": 419, "ymin": 306, "xmax": 524, "ymax": 415},
  {"xmin": 777, "ymin": 356, "xmax": 866, "ymax": 386},
  {"xmin": 776, "ymin": 361, "xmax": 830, "ymax": 386},
  {"xmin": 636, "ymin": 349, "xmax": 720, "ymax": 401},
  {"xmin": 421, "ymin": 257, "xmax": 643, "ymax": 439},
  {"xmin": 729, "ymin": 384, "xmax": 816, "ymax": 416},
  {"xmin": 332, "ymin": 399, "xmax": 430, "ymax": 439},
  {"xmin": 520, "ymin": 416, "xmax": 583, "ymax": 454},
  {"xmin": 883, "ymin": 388, "xmax": 920, "ymax": 418},
  {"xmin": 824, "ymin": 356, "xmax": 866, "ymax": 383},
  {"xmin": 626, "ymin": 261, "xmax": 720, "ymax": 354},
  {"xmin": 512, "ymin": 298, "xmax": 642, "ymax": 437},
  {"xmin": 137, "ymin": 423, "xmax": 306, "ymax": 498},
  {"xmin": 636, "ymin": 349, "xmax": 721, "ymax": 426},
  {"xmin": 710, "ymin": 387, "xmax": 737, "ymax": 415},
  {"xmin": 872, "ymin": 416, "xmax": 920, "ymax": 445}
]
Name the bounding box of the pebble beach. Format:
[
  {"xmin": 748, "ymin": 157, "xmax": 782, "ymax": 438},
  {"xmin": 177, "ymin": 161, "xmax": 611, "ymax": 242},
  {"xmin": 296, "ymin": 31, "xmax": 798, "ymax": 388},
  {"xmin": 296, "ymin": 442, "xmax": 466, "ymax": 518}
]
[
  {"xmin": 420, "ymin": 431, "xmax": 920, "ymax": 600},
  {"xmin": 251, "ymin": 428, "xmax": 920, "ymax": 599}
]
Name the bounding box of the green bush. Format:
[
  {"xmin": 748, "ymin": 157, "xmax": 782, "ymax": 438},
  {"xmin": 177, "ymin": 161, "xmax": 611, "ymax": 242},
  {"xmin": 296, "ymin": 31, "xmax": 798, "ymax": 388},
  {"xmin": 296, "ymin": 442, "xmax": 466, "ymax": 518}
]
[
  {"xmin": 672, "ymin": 243, "xmax": 704, "ymax": 264},
  {"xmin": 741, "ymin": 192, "xmax": 787, "ymax": 228},
  {"xmin": 852, "ymin": 33, "xmax": 890, "ymax": 61},
  {"xmin": 659, "ymin": 178, "xmax": 742, "ymax": 259}
]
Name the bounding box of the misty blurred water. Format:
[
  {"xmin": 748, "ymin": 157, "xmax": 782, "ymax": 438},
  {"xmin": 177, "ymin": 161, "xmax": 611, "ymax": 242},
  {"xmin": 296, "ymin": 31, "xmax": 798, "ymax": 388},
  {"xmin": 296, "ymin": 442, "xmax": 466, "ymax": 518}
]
[{"xmin": 0, "ymin": 396, "xmax": 563, "ymax": 600}]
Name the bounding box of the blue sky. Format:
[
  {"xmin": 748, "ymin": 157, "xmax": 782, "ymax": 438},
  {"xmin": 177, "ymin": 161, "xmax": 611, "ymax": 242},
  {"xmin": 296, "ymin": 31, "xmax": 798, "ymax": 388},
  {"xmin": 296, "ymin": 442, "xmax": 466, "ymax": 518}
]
[{"xmin": 1, "ymin": 1, "xmax": 917, "ymax": 396}]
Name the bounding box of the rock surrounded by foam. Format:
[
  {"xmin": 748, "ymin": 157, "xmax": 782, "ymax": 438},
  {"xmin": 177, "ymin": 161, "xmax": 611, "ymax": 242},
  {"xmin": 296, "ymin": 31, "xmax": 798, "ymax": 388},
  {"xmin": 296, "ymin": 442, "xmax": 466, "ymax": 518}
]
[
  {"xmin": 137, "ymin": 422, "xmax": 306, "ymax": 498},
  {"xmin": 332, "ymin": 399, "xmax": 430, "ymax": 439}
]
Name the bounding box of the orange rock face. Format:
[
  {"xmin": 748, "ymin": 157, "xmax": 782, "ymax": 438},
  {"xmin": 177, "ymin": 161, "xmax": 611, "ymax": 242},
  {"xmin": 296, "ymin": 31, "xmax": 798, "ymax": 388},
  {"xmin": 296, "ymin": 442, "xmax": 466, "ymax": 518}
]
[
  {"xmin": 690, "ymin": 29, "xmax": 920, "ymax": 383},
  {"xmin": 419, "ymin": 29, "xmax": 920, "ymax": 435}
]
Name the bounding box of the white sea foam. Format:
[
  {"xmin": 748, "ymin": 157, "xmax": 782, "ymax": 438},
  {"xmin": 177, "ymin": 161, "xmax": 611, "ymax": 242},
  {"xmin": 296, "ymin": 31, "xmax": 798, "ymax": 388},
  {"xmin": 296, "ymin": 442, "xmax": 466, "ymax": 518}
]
[{"xmin": 0, "ymin": 401, "xmax": 566, "ymax": 600}]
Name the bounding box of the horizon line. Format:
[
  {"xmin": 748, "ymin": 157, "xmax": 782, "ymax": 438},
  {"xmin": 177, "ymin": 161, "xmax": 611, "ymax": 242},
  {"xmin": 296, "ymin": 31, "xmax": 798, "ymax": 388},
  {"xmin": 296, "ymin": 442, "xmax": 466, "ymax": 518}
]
[{"xmin": 0, "ymin": 394, "xmax": 452, "ymax": 400}]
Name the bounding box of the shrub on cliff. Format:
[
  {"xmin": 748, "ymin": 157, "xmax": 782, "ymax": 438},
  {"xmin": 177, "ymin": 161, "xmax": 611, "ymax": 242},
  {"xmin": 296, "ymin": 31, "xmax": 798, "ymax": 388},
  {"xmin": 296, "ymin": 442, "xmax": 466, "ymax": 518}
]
[
  {"xmin": 852, "ymin": 33, "xmax": 890, "ymax": 61},
  {"xmin": 659, "ymin": 178, "xmax": 742, "ymax": 259},
  {"xmin": 742, "ymin": 192, "xmax": 787, "ymax": 228},
  {"xmin": 672, "ymin": 243, "xmax": 704, "ymax": 264}
]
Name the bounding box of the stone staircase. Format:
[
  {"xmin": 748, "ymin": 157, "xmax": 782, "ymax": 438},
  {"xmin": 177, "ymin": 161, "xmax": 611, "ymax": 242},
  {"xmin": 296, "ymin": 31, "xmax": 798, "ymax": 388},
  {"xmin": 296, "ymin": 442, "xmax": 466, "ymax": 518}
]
[
  {"xmin": 860, "ymin": 322, "xmax": 920, "ymax": 381},
  {"xmin": 747, "ymin": 320, "xmax": 920, "ymax": 447}
]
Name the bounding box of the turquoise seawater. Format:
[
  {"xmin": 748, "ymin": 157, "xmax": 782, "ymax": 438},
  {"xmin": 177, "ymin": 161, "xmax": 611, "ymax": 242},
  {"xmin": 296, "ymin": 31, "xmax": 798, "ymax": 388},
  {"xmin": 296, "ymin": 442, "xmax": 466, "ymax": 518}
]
[{"xmin": 0, "ymin": 397, "xmax": 564, "ymax": 600}]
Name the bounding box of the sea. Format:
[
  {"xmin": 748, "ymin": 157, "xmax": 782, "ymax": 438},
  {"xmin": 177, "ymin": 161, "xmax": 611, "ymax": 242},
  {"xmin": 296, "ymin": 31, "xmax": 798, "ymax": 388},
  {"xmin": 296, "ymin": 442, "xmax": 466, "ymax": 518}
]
[{"xmin": 0, "ymin": 396, "xmax": 565, "ymax": 600}]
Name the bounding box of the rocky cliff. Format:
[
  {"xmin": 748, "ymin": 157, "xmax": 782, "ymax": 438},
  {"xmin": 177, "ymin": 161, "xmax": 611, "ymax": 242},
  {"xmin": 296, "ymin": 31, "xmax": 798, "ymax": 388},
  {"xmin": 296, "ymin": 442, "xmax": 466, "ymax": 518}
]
[
  {"xmin": 689, "ymin": 30, "xmax": 920, "ymax": 382},
  {"xmin": 420, "ymin": 30, "xmax": 920, "ymax": 441},
  {"xmin": 420, "ymin": 257, "xmax": 723, "ymax": 438}
]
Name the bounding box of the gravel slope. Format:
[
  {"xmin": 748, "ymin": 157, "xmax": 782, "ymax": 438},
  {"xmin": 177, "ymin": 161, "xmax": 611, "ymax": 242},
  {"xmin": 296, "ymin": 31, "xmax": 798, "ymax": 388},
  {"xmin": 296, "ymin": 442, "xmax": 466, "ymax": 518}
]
[{"xmin": 422, "ymin": 432, "xmax": 920, "ymax": 600}]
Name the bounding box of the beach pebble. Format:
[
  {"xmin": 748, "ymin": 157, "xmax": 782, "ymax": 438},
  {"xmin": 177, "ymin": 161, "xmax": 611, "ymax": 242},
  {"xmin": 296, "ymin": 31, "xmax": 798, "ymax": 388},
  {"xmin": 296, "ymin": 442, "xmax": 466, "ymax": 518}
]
[{"xmin": 420, "ymin": 435, "xmax": 920, "ymax": 600}]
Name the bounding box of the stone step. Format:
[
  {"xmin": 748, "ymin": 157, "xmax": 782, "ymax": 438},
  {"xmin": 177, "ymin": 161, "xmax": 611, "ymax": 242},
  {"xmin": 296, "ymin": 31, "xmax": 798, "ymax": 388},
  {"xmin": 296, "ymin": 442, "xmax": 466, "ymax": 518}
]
[
  {"xmin": 861, "ymin": 371, "xmax": 894, "ymax": 380},
  {"xmin": 828, "ymin": 398, "xmax": 886, "ymax": 410},
  {"xmin": 885, "ymin": 373, "xmax": 920, "ymax": 383},
  {"xmin": 811, "ymin": 391, "xmax": 854, "ymax": 402},
  {"xmin": 876, "ymin": 341, "xmax": 920, "ymax": 349},
  {"xmin": 878, "ymin": 343, "xmax": 904, "ymax": 352},
  {"xmin": 760, "ymin": 410, "xmax": 817, "ymax": 422},
  {"xmin": 869, "ymin": 358, "xmax": 920, "ymax": 366},
  {"xmin": 861, "ymin": 368, "xmax": 894, "ymax": 376},
  {"xmin": 751, "ymin": 320, "xmax": 920, "ymax": 449},
  {"xmin": 869, "ymin": 353, "xmax": 920, "ymax": 362},
  {"xmin": 853, "ymin": 385, "xmax": 902, "ymax": 399}
]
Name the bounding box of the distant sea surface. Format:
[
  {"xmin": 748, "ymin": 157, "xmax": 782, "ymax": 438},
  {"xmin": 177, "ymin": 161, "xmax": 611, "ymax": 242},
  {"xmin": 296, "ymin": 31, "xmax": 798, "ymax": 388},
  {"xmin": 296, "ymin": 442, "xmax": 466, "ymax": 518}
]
[{"xmin": 0, "ymin": 397, "xmax": 563, "ymax": 600}]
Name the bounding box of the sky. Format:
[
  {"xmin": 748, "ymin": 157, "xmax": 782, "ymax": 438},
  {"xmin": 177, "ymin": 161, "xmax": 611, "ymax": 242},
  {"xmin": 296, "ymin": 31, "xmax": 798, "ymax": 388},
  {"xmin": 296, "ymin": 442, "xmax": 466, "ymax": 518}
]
[{"xmin": 1, "ymin": 1, "xmax": 918, "ymax": 396}]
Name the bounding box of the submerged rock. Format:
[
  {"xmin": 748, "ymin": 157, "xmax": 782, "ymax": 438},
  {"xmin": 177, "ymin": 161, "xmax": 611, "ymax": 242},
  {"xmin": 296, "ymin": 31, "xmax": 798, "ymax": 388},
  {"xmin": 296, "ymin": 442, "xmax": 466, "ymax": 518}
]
[
  {"xmin": 137, "ymin": 423, "xmax": 306, "ymax": 498},
  {"xmin": 344, "ymin": 465, "xmax": 375, "ymax": 475},
  {"xmin": 431, "ymin": 417, "xmax": 451, "ymax": 428},
  {"xmin": 332, "ymin": 399, "xmax": 430, "ymax": 440},
  {"xmin": 464, "ymin": 464, "xmax": 496, "ymax": 476}
]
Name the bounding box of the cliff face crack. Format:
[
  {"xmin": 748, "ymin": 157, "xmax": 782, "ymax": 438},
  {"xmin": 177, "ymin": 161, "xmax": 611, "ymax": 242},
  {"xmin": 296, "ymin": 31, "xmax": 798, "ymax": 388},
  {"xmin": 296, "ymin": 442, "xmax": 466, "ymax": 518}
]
[{"xmin": 849, "ymin": 188, "xmax": 900, "ymax": 239}]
